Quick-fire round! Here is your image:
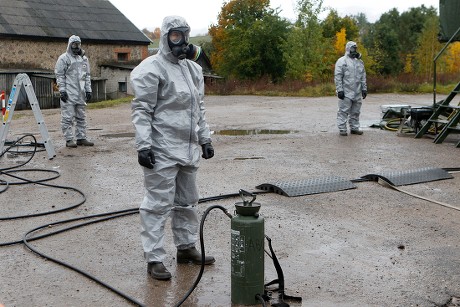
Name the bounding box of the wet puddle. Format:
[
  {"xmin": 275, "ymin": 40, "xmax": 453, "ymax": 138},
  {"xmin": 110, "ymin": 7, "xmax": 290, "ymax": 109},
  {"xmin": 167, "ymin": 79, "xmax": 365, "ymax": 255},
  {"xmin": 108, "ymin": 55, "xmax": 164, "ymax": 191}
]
[
  {"xmin": 214, "ymin": 129, "xmax": 297, "ymax": 135},
  {"xmin": 102, "ymin": 132, "xmax": 134, "ymax": 138},
  {"xmin": 234, "ymin": 156, "xmax": 265, "ymax": 160},
  {"xmin": 102, "ymin": 130, "xmax": 297, "ymax": 138}
]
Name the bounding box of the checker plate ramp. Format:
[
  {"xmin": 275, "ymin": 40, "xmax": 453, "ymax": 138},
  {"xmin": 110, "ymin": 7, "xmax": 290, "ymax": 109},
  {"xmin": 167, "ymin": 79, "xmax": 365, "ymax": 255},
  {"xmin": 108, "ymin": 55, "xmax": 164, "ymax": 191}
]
[
  {"xmin": 361, "ymin": 167, "xmax": 453, "ymax": 186},
  {"xmin": 256, "ymin": 176, "xmax": 356, "ymax": 197}
]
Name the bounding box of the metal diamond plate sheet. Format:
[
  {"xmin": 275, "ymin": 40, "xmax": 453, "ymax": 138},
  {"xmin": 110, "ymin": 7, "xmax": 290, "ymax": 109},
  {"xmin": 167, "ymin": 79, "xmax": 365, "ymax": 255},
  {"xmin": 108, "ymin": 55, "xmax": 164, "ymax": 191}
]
[
  {"xmin": 256, "ymin": 176, "xmax": 356, "ymax": 197},
  {"xmin": 361, "ymin": 167, "xmax": 453, "ymax": 186}
]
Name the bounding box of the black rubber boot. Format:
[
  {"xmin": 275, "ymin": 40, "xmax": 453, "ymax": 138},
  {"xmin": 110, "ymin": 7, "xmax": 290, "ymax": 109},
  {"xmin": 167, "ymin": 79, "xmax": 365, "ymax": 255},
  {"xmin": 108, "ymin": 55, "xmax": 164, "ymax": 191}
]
[
  {"xmin": 147, "ymin": 262, "xmax": 171, "ymax": 280},
  {"xmin": 76, "ymin": 139, "xmax": 94, "ymax": 146},
  {"xmin": 66, "ymin": 140, "xmax": 77, "ymax": 148},
  {"xmin": 350, "ymin": 129, "xmax": 363, "ymax": 135},
  {"xmin": 177, "ymin": 247, "xmax": 215, "ymax": 265}
]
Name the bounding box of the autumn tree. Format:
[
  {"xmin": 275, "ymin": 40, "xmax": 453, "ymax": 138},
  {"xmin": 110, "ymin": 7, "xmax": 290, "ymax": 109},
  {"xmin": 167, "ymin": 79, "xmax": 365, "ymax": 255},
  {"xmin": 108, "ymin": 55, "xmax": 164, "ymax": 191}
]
[
  {"xmin": 445, "ymin": 42, "xmax": 460, "ymax": 73},
  {"xmin": 371, "ymin": 9, "xmax": 404, "ymax": 75},
  {"xmin": 413, "ymin": 15, "xmax": 441, "ymax": 79},
  {"xmin": 334, "ymin": 28, "xmax": 346, "ymax": 56},
  {"xmin": 362, "ymin": 5, "xmax": 438, "ymax": 76},
  {"xmin": 403, "ymin": 53, "xmax": 414, "ymax": 74},
  {"xmin": 283, "ymin": 0, "xmax": 328, "ymax": 81},
  {"xmin": 354, "ymin": 13, "xmax": 370, "ymax": 38},
  {"xmin": 400, "ymin": 6, "xmax": 438, "ymax": 53},
  {"xmin": 322, "ymin": 9, "xmax": 359, "ymax": 40},
  {"xmin": 141, "ymin": 28, "xmax": 155, "ymax": 41},
  {"xmin": 209, "ymin": 0, "xmax": 290, "ymax": 82},
  {"xmin": 153, "ymin": 27, "xmax": 161, "ymax": 39}
]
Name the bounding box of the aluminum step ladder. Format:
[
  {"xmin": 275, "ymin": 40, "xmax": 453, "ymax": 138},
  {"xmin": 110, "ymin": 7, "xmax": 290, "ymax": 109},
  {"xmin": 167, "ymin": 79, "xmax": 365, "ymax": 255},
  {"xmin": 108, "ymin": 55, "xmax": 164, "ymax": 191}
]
[
  {"xmin": 415, "ymin": 80, "xmax": 460, "ymax": 148},
  {"xmin": 0, "ymin": 73, "xmax": 56, "ymax": 159}
]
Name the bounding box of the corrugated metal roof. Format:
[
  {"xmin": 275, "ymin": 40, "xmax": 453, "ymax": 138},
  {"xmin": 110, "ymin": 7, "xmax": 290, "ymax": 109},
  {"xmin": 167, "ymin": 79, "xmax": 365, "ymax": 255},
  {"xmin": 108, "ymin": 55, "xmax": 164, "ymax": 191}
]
[{"xmin": 0, "ymin": 0, "xmax": 151, "ymax": 44}]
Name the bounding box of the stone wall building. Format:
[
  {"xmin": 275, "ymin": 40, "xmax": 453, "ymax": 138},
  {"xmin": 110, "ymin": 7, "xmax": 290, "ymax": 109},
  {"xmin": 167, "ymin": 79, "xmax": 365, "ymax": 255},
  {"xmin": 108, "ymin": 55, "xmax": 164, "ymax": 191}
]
[{"xmin": 0, "ymin": 0, "xmax": 151, "ymax": 108}]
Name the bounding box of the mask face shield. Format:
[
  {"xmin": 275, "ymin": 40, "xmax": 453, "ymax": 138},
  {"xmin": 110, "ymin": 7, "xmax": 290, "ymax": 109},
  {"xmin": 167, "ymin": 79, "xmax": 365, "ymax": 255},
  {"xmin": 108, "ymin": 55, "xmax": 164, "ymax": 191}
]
[
  {"xmin": 168, "ymin": 27, "xmax": 191, "ymax": 59},
  {"xmin": 71, "ymin": 42, "xmax": 82, "ymax": 55},
  {"xmin": 168, "ymin": 29, "xmax": 189, "ymax": 46}
]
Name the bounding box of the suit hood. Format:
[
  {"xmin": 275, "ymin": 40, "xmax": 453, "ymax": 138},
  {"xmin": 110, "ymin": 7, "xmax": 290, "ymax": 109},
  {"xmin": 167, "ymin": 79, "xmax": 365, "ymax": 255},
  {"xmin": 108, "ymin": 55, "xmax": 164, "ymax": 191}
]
[{"xmin": 159, "ymin": 16, "xmax": 190, "ymax": 63}]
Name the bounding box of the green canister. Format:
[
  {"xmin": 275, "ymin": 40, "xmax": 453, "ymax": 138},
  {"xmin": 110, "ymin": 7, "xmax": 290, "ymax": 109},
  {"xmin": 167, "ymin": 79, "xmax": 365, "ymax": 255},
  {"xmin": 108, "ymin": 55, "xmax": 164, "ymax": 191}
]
[{"xmin": 231, "ymin": 190, "xmax": 265, "ymax": 305}]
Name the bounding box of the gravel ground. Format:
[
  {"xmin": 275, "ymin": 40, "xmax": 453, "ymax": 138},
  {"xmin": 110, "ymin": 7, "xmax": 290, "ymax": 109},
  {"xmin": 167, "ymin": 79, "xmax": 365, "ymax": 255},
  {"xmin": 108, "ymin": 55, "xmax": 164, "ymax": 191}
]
[{"xmin": 1, "ymin": 93, "xmax": 460, "ymax": 307}]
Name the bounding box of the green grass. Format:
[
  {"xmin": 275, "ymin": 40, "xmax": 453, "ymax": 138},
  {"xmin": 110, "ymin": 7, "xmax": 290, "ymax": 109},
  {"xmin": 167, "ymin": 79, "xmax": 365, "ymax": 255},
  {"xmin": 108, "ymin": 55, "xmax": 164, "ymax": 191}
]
[
  {"xmin": 206, "ymin": 75, "xmax": 460, "ymax": 97},
  {"xmin": 87, "ymin": 96, "xmax": 132, "ymax": 109},
  {"xmin": 84, "ymin": 75, "xmax": 459, "ymax": 107},
  {"xmin": 85, "ymin": 81, "xmax": 458, "ymax": 107}
]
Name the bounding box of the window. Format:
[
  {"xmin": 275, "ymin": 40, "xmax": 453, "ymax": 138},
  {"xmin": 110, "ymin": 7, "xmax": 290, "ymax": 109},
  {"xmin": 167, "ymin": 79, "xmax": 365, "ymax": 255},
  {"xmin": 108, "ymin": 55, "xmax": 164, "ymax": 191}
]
[
  {"xmin": 117, "ymin": 52, "xmax": 129, "ymax": 62},
  {"xmin": 118, "ymin": 82, "xmax": 127, "ymax": 93}
]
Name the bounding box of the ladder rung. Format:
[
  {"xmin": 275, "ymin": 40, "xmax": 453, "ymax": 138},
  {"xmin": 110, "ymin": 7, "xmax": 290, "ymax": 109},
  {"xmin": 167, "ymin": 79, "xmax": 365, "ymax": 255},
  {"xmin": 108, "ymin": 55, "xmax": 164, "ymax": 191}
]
[{"xmin": 447, "ymin": 126, "xmax": 460, "ymax": 131}]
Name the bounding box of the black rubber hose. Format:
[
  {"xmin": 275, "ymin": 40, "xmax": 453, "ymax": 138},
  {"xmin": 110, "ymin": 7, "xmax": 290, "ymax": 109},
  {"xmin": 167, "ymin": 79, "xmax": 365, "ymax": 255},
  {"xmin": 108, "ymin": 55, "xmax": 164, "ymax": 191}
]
[
  {"xmin": 174, "ymin": 204, "xmax": 232, "ymax": 307},
  {"xmin": 0, "ymin": 178, "xmax": 8, "ymax": 193},
  {"xmin": 14, "ymin": 195, "xmax": 257, "ymax": 306},
  {"xmin": 8, "ymin": 134, "xmax": 458, "ymax": 306},
  {"xmin": 22, "ymin": 209, "xmax": 144, "ymax": 307},
  {"xmin": 0, "ymin": 134, "xmax": 37, "ymax": 166},
  {"xmin": 1, "ymin": 168, "xmax": 60, "ymax": 186},
  {"xmin": 0, "ymin": 134, "xmax": 86, "ymax": 221},
  {"xmin": 255, "ymin": 293, "xmax": 267, "ymax": 306},
  {"xmin": 0, "ymin": 208, "xmax": 138, "ymax": 247},
  {"xmin": 0, "ymin": 182, "xmax": 86, "ymax": 221},
  {"xmin": 198, "ymin": 190, "xmax": 268, "ymax": 203}
]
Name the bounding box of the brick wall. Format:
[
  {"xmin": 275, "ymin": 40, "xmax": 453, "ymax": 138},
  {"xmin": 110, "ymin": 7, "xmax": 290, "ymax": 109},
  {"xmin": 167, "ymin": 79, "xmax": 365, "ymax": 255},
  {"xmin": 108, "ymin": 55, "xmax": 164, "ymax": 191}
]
[{"xmin": 0, "ymin": 38, "xmax": 148, "ymax": 77}]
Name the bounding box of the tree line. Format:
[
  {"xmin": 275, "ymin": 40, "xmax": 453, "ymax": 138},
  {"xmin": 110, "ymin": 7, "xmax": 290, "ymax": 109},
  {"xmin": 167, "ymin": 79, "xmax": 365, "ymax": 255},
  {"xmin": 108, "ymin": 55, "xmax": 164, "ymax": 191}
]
[{"xmin": 201, "ymin": 0, "xmax": 459, "ymax": 85}]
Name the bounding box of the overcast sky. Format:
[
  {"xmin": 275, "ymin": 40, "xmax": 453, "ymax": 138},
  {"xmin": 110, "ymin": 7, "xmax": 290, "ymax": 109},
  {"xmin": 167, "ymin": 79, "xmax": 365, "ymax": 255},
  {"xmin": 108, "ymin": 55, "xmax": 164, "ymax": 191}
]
[{"xmin": 109, "ymin": 0, "xmax": 439, "ymax": 36}]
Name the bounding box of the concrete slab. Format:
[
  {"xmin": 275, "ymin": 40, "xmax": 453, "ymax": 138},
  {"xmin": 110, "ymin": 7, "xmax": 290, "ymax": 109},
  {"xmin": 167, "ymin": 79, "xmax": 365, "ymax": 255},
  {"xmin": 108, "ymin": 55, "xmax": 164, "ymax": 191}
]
[{"xmin": 1, "ymin": 93, "xmax": 459, "ymax": 306}]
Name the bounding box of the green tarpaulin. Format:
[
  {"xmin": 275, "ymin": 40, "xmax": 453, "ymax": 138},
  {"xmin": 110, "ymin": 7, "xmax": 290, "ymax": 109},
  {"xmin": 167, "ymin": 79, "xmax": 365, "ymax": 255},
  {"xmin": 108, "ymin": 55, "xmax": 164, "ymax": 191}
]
[{"xmin": 439, "ymin": 0, "xmax": 460, "ymax": 42}]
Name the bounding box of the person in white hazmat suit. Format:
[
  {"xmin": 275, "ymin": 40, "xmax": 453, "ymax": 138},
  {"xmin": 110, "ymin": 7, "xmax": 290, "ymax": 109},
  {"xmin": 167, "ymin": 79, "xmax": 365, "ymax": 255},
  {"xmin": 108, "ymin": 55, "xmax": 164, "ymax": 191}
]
[
  {"xmin": 334, "ymin": 41, "xmax": 368, "ymax": 136},
  {"xmin": 130, "ymin": 16, "xmax": 215, "ymax": 281},
  {"xmin": 55, "ymin": 35, "xmax": 94, "ymax": 147}
]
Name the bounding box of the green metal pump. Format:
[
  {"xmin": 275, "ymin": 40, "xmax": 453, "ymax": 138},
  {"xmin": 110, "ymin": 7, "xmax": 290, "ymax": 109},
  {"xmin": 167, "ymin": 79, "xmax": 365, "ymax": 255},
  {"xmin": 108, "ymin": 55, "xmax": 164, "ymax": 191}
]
[{"xmin": 231, "ymin": 190, "xmax": 265, "ymax": 305}]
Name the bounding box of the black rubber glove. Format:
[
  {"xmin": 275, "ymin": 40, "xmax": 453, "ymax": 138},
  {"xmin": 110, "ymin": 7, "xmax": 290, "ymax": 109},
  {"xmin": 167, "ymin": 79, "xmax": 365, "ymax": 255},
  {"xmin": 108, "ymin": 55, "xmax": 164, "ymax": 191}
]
[
  {"xmin": 138, "ymin": 149, "xmax": 155, "ymax": 169},
  {"xmin": 86, "ymin": 92, "xmax": 92, "ymax": 102},
  {"xmin": 60, "ymin": 91, "xmax": 68, "ymax": 103},
  {"xmin": 337, "ymin": 91, "xmax": 345, "ymax": 100},
  {"xmin": 362, "ymin": 90, "xmax": 367, "ymax": 99},
  {"xmin": 201, "ymin": 143, "xmax": 214, "ymax": 159}
]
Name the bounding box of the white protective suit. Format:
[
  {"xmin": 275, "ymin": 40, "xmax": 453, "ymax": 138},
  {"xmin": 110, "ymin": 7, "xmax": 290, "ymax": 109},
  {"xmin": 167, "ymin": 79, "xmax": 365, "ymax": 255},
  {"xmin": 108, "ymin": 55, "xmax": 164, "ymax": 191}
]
[
  {"xmin": 130, "ymin": 16, "xmax": 212, "ymax": 263},
  {"xmin": 334, "ymin": 41, "xmax": 367, "ymax": 132},
  {"xmin": 55, "ymin": 35, "xmax": 92, "ymax": 141}
]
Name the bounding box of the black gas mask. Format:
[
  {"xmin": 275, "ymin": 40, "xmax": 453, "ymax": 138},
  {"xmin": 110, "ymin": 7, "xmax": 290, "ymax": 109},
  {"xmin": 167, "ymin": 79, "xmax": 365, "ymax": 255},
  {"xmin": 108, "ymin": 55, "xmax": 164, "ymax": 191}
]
[
  {"xmin": 349, "ymin": 45, "xmax": 361, "ymax": 59},
  {"xmin": 71, "ymin": 41, "xmax": 82, "ymax": 56},
  {"xmin": 167, "ymin": 27, "xmax": 201, "ymax": 60}
]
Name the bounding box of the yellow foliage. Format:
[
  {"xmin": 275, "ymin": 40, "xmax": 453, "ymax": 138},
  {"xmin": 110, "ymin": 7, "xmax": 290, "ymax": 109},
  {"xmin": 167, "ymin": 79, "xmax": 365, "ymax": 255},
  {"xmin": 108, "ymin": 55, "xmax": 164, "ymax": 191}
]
[
  {"xmin": 404, "ymin": 54, "xmax": 413, "ymax": 74},
  {"xmin": 445, "ymin": 42, "xmax": 460, "ymax": 73},
  {"xmin": 335, "ymin": 28, "xmax": 346, "ymax": 56}
]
